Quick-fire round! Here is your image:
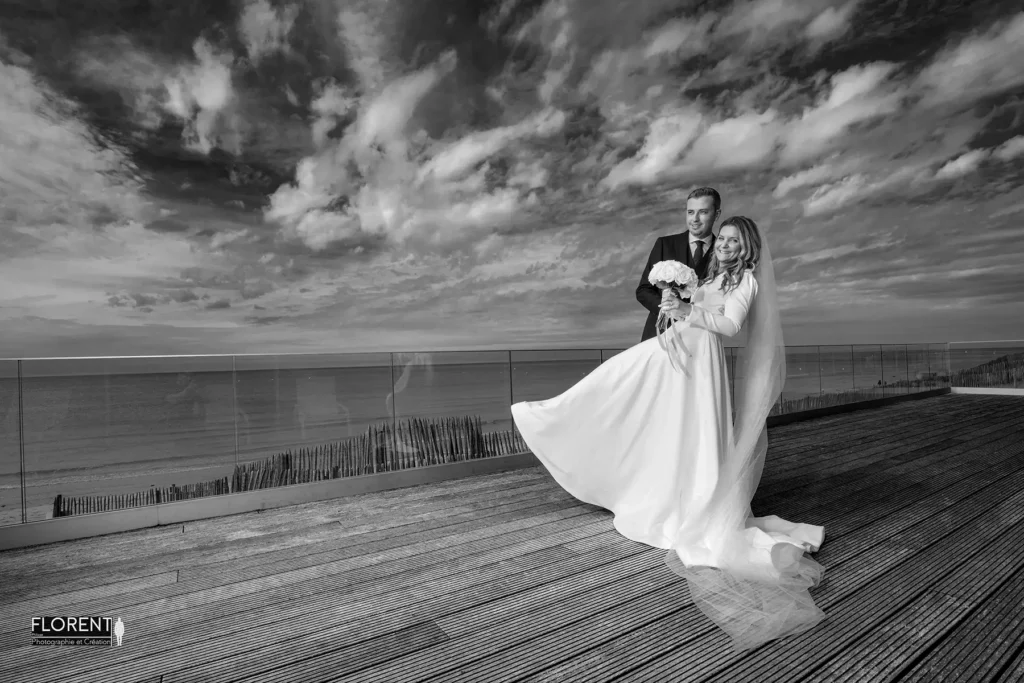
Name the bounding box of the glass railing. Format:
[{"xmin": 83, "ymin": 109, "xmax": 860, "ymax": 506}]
[
  {"xmin": 948, "ymin": 341, "xmax": 1024, "ymax": 389},
  {"xmin": 0, "ymin": 341, "xmax": 979, "ymax": 527}
]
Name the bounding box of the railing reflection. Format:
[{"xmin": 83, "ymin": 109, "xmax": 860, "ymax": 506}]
[
  {"xmin": 5, "ymin": 340, "xmax": 1018, "ymax": 527},
  {"xmin": 948, "ymin": 341, "xmax": 1024, "ymax": 389}
]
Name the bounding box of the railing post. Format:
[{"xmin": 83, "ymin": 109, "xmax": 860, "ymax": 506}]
[
  {"xmin": 945, "ymin": 342, "xmax": 952, "ymax": 386},
  {"xmin": 508, "ymin": 350, "xmax": 514, "ymax": 407},
  {"xmin": 231, "ymin": 355, "xmax": 239, "ymax": 467},
  {"xmin": 904, "ymin": 344, "xmax": 910, "ymax": 395},
  {"xmin": 389, "ymin": 353, "xmax": 397, "ymax": 465},
  {"xmin": 817, "ymin": 346, "xmax": 823, "ymax": 395},
  {"xmin": 879, "ymin": 345, "xmax": 885, "ymax": 397},
  {"xmin": 18, "ymin": 360, "xmax": 26, "ymax": 524}
]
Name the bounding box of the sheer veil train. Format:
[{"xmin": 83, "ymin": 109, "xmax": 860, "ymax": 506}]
[{"xmin": 664, "ymin": 226, "xmax": 827, "ymax": 651}]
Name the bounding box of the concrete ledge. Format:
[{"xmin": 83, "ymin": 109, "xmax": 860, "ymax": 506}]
[
  {"xmin": 766, "ymin": 387, "xmax": 952, "ymax": 427},
  {"xmin": 0, "ymin": 451, "xmax": 540, "ymax": 552},
  {"xmin": 950, "ymin": 387, "xmax": 1024, "ymax": 396}
]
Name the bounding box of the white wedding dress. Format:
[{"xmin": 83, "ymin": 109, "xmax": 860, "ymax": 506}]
[{"xmin": 512, "ymin": 265, "xmax": 827, "ymax": 651}]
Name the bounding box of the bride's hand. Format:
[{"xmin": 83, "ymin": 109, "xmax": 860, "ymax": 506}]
[{"xmin": 661, "ymin": 300, "xmax": 692, "ymax": 320}]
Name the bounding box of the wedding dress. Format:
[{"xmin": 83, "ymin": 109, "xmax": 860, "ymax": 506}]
[{"xmin": 511, "ymin": 241, "xmax": 826, "ymax": 651}]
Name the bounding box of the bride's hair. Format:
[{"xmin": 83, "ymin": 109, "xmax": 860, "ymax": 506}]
[{"xmin": 701, "ymin": 215, "xmax": 762, "ymax": 294}]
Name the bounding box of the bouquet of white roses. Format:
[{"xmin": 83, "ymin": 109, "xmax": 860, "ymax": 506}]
[
  {"xmin": 648, "ymin": 260, "xmax": 699, "ymax": 298},
  {"xmin": 648, "ymin": 260, "xmax": 698, "ymax": 373}
]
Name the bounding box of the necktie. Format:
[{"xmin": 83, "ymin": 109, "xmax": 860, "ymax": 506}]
[{"xmin": 692, "ymin": 240, "xmax": 704, "ymax": 264}]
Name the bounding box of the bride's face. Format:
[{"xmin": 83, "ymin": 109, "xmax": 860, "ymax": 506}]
[{"xmin": 716, "ymin": 225, "xmax": 743, "ymax": 263}]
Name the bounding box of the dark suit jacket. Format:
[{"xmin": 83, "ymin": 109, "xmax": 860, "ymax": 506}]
[{"xmin": 636, "ymin": 232, "xmax": 716, "ymax": 342}]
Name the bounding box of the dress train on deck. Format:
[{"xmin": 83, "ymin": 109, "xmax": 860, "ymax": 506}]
[{"xmin": 512, "ymin": 269, "xmax": 827, "ymax": 650}]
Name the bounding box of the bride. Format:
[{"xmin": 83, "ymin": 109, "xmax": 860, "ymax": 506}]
[{"xmin": 511, "ymin": 216, "xmax": 826, "ymax": 651}]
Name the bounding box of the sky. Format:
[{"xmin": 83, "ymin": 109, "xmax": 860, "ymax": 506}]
[{"xmin": 0, "ymin": 0, "xmax": 1022, "ymax": 359}]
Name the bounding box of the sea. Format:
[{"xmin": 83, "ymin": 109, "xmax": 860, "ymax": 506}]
[{"xmin": 0, "ymin": 343, "xmax": 1014, "ymax": 524}]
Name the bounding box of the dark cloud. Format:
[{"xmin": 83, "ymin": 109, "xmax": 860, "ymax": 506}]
[
  {"xmin": 2, "ymin": 0, "xmax": 1023, "ymax": 356},
  {"xmin": 146, "ymin": 217, "xmax": 192, "ymax": 234}
]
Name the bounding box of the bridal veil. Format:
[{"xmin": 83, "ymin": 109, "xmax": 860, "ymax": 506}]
[{"xmin": 664, "ymin": 228, "xmax": 827, "ymax": 651}]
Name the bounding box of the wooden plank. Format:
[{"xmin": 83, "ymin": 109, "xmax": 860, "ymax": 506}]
[
  {"xmin": 514, "ymin": 605, "xmax": 711, "ymax": 683},
  {"xmin": 688, "ymin": 484, "xmax": 1024, "ymax": 682},
  {"xmin": 0, "ymin": 571, "xmax": 178, "ymax": 613},
  {"xmin": 765, "ymin": 424, "xmax": 1024, "ymax": 528},
  {"xmin": 998, "ymin": 646, "xmax": 1024, "ymax": 683},
  {"xmin": 766, "ymin": 401, "xmax": 1021, "ymax": 475},
  {"xmin": 756, "ymin": 411, "xmax": 1019, "ymax": 497},
  {"xmin": 1, "ymin": 396, "xmax": 1021, "ymax": 683},
  {"xmin": 763, "ymin": 405, "xmax": 972, "ymax": 468},
  {"xmin": 766, "ymin": 395, "xmax": 999, "ymax": 447},
  {"xmin": 336, "ymin": 564, "xmax": 688, "ymax": 683},
  {"xmin": 5, "ymin": 468, "xmax": 545, "ymax": 575},
  {"xmin": 617, "ymin": 440, "xmax": 1024, "ymax": 682},
  {"xmin": 12, "ymin": 536, "xmax": 646, "ymax": 683},
  {"xmin": 760, "ymin": 426, "xmax": 1024, "ymax": 520},
  {"xmin": 758, "ymin": 418, "xmax": 1024, "ymax": 507},
  {"xmin": 812, "ymin": 441, "xmax": 1024, "ymax": 548},
  {"xmin": 803, "ymin": 565, "xmax": 1024, "ymax": 682},
  {"xmin": 24, "ymin": 514, "xmax": 608, "ymax": 662},
  {"xmin": 0, "ymin": 474, "xmax": 553, "ymax": 599},
  {"xmin": 897, "ymin": 567, "xmax": 1024, "ymax": 683},
  {"xmin": 514, "ymin": 436, "xmax": 1024, "ymax": 682},
  {"xmin": 228, "ymin": 620, "xmax": 450, "ymax": 683},
  {"xmin": 762, "ymin": 400, "xmax": 1006, "ymax": 473},
  {"xmin": 0, "ymin": 505, "xmax": 598, "ymax": 668},
  {"xmin": 0, "ymin": 497, "xmax": 586, "ymax": 626},
  {"xmin": 0, "ymin": 523, "xmax": 622, "ymax": 682},
  {"xmin": 160, "ymin": 547, "xmax": 654, "ymax": 683},
  {"xmin": 176, "ymin": 485, "xmax": 569, "ymax": 584}
]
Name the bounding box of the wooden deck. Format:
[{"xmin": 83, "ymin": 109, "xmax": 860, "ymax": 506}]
[{"xmin": 1, "ymin": 393, "xmax": 1023, "ymax": 683}]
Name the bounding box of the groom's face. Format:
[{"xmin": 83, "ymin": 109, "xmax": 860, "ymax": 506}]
[{"xmin": 686, "ymin": 196, "xmax": 719, "ymax": 239}]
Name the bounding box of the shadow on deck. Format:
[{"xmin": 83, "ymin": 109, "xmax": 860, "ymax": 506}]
[{"xmin": 1, "ymin": 394, "xmax": 1023, "ymax": 683}]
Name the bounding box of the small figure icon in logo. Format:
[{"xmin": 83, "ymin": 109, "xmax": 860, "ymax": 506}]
[{"xmin": 113, "ymin": 618, "xmax": 124, "ymax": 646}]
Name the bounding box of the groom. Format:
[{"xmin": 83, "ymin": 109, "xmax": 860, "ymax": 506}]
[{"xmin": 635, "ymin": 187, "xmax": 721, "ymax": 341}]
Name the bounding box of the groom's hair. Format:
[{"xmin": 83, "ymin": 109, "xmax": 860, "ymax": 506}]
[{"xmin": 687, "ymin": 187, "xmax": 721, "ymax": 214}]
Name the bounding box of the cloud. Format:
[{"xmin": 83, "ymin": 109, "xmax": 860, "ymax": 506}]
[
  {"xmin": 336, "ymin": 1, "xmax": 393, "ymax": 92},
  {"xmin": 0, "ymin": 49, "xmax": 145, "ymax": 230},
  {"xmin": 238, "ymin": 0, "xmax": 300, "ymax": 64},
  {"xmin": 934, "ymin": 148, "xmax": 989, "ymax": 180},
  {"xmin": 418, "ymin": 108, "xmax": 565, "ymax": 183},
  {"xmin": 915, "ymin": 11, "xmax": 1024, "ymax": 107},
  {"xmin": 601, "ymin": 108, "xmax": 704, "ymax": 188},
  {"xmin": 267, "ymin": 48, "xmax": 568, "ymax": 252},
  {"xmin": 717, "ymin": 0, "xmax": 823, "ymax": 47},
  {"xmin": 994, "ymin": 135, "xmax": 1024, "ymax": 162},
  {"xmin": 802, "ymin": 174, "xmax": 869, "ymax": 216},
  {"xmin": 309, "ymin": 80, "xmax": 357, "ymax": 147},
  {"xmin": 73, "ymin": 34, "xmax": 171, "ymax": 131},
  {"xmin": 773, "ymin": 156, "xmax": 865, "ymax": 198},
  {"xmin": 780, "ymin": 62, "xmax": 903, "ymax": 165},
  {"xmin": 676, "ymin": 109, "xmax": 782, "ymax": 175},
  {"xmin": 163, "ymin": 38, "xmax": 239, "ymax": 155},
  {"xmin": 805, "ymin": 0, "xmax": 860, "ymax": 43}
]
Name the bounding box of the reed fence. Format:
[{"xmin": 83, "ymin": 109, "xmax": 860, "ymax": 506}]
[
  {"xmin": 52, "ymin": 415, "xmax": 528, "ymax": 518},
  {"xmin": 949, "ymin": 353, "xmax": 1024, "ymax": 389}
]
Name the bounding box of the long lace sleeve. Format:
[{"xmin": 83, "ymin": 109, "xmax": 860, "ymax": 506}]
[{"xmin": 686, "ymin": 272, "xmax": 758, "ymax": 338}]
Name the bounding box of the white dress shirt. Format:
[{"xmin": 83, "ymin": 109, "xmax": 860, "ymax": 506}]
[{"xmin": 690, "ymin": 235, "xmax": 713, "ymax": 260}]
